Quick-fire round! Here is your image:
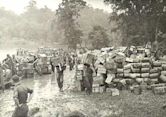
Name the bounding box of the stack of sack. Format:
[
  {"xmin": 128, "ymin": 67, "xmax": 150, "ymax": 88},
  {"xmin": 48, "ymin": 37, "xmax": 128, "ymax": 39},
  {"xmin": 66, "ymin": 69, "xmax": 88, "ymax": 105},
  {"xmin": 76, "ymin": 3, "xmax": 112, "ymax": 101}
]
[
  {"xmin": 138, "ymin": 58, "xmax": 151, "ymax": 84},
  {"xmin": 112, "ymin": 57, "xmax": 161, "ymax": 89},
  {"xmin": 77, "ymin": 48, "xmax": 166, "ymax": 94},
  {"xmin": 159, "ymin": 59, "xmax": 166, "ymax": 83},
  {"xmin": 149, "ymin": 61, "xmax": 162, "ymax": 83}
]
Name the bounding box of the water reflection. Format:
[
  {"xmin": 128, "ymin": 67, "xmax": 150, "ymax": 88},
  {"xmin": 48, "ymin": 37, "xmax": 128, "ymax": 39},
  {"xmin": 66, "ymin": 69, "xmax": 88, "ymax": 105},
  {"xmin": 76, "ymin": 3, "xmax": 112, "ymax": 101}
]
[
  {"xmin": 0, "ymin": 69, "xmax": 120, "ymax": 117},
  {"xmin": 0, "ymin": 69, "xmax": 82, "ymax": 117}
]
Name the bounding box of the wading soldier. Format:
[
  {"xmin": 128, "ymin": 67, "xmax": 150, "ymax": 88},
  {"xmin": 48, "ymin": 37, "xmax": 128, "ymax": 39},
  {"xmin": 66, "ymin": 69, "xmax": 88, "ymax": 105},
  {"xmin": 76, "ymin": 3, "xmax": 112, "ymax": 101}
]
[
  {"xmin": 12, "ymin": 75, "xmax": 33, "ymax": 117},
  {"xmin": 56, "ymin": 63, "xmax": 65, "ymax": 92}
]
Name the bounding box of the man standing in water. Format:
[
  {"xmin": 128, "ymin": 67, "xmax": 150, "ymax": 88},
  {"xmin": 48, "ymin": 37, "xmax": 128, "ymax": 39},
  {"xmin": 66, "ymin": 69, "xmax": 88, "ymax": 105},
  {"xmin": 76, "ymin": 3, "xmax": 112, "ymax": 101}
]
[
  {"xmin": 12, "ymin": 75, "xmax": 33, "ymax": 117},
  {"xmin": 56, "ymin": 63, "xmax": 65, "ymax": 92}
]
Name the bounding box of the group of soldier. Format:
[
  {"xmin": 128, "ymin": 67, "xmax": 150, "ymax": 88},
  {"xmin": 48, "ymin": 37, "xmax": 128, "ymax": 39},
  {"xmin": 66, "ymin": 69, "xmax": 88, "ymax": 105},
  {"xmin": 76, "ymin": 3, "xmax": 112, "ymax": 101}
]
[
  {"xmin": 0, "ymin": 54, "xmax": 18, "ymax": 91},
  {"xmin": 0, "ymin": 49, "xmax": 97, "ymax": 117},
  {"xmin": 0, "ymin": 50, "xmax": 71, "ymax": 116}
]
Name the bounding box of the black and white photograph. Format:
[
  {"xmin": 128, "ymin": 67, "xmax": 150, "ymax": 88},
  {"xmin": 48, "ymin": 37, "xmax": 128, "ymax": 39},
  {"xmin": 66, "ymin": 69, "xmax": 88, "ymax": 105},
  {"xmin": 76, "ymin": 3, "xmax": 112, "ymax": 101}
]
[{"xmin": 0, "ymin": 0, "xmax": 166, "ymax": 117}]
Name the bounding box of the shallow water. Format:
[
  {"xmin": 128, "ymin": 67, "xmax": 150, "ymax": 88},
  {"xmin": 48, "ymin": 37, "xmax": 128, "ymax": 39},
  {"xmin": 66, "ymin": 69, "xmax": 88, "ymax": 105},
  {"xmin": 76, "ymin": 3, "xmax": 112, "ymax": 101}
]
[
  {"xmin": 0, "ymin": 68, "xmax": 97, "ymax": 117},
  {"xmin": 0, "ymin": 49, "xmax": 122, "ymax": 117}
]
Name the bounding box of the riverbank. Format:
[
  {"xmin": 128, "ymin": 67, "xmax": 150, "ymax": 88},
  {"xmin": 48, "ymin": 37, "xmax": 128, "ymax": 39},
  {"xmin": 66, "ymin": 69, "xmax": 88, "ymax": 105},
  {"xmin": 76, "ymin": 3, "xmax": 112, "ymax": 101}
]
[{"xmin": 0, "ymin": 66, "xmax": 166, "ymax": 117}]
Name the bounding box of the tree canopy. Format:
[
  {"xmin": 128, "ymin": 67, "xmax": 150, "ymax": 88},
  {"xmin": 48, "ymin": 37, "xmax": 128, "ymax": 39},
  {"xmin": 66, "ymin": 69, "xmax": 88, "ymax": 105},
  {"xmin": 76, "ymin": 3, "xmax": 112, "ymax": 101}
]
[
  {"xmin": 56, "ymin": 0, "xmax": 86, "ymax": 49},
  {"xmin": 88, "ymin": 25, "xmax": 109, "ymax": 49},
  {"xmin": 104, "ymin": 0, "xmax": 166, "ymax": 46}
]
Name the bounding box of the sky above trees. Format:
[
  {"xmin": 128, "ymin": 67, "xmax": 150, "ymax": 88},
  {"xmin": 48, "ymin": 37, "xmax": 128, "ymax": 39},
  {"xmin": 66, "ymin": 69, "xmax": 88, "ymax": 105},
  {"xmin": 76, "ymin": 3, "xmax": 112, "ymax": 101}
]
[{"xmin": 0, "ymin": 0, "xmax": 112, "ymax": 14}]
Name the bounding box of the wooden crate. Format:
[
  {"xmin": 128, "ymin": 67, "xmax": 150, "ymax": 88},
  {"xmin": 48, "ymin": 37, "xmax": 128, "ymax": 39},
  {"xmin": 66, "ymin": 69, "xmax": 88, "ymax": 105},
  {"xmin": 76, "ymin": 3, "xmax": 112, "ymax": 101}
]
[{"xmin": 92, "ymin": 84, "xmax": 104, "ymax": 93}]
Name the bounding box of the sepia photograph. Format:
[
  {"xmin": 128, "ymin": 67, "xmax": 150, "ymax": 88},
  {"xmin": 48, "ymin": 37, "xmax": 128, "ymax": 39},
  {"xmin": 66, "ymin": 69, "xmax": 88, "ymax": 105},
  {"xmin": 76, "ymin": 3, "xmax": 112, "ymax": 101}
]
[{"xmin": 0, "ymin": 0, "xmax": 166, "ymax": 117}]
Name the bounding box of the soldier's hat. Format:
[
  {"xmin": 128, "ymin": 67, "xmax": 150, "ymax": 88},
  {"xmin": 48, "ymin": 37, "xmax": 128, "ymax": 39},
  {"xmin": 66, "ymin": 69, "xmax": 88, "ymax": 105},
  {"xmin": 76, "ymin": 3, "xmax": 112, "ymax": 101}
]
[
  {"xmin": 84, "ymin": 63, "xmax": 90, "ymax": 67},
  {"xmin": 12, "ymin": 75, "xmax": 20, "ymax": 83}
]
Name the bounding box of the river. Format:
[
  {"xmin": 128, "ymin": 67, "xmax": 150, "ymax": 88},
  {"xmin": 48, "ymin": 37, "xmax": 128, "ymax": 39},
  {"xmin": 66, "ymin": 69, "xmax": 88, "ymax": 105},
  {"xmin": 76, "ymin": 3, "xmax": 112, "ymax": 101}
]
[
  {"xmin": 0, "ymin": 49, "xmax": 122, "ymax": 117},
  {"xmin": 0, "ymin": 67, "xmax": 96, "ymax": 117}
]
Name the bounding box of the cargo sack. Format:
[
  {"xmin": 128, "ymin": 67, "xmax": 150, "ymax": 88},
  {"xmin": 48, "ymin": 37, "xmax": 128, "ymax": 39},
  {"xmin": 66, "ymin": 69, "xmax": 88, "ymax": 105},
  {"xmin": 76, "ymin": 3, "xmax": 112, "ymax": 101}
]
[
  {"xmin": 162, "ymin": 64, "xmax": 166, "ymax": 70},
  {"xmin": 150, "ymin": 78, "xmax": 159, "ymax": 84},
  {"xmin": 141, "ymin": 73, "xmax": 150, "ymax": 78},
  {"xmin": 141, "ymin": 68, "xmax": 150, "ymax": 73},
  {"xmin": 150, "ymin": 68, "xmax": 160, "ymax": 73},
  {"xmin": 144, "ymin": 78, "xmax": 151, "ymax": 84},
  {"xmin": 112, "ymin": 78, "xmax": 121, "ymax": 83},
  {"xmin": 124, "ymin": 73, "xmax": 131, "ymax": 78},
  {"xmin": 130, "ymin": 73, "xmax": 141, "ymax": 79},
  {"xmin": 131, "ymin": 68, "xmax": 140, "ymax": 73},
  {"xmin": 136, "ymin": 78, "xmax": 144, "ymax": 84},
  {"xmin": 153, "ymin": 67, "xmax": 162, "ymax": 71},
  {"xmin": 116, "ymin": 73, "xmax": 124, "ymax": 78},
  {"xmin": 105, "ymin": 74, "xmax": 115, "ymax": 84},
  {"xmin": 159, "ymin": 75, "xmax": 166, "ymax": 82},
  {"xmin": 125, "ymin": 57, "xmax": 133, "ymax": 63},
  {"xmin": 115, "ymin": 56, "xmax": 124, "ymax": 63},
  {"xmin": 133, "ymin": 63, "xmax": 142, "ymax": 68},
  {"xmin": 141, "ymin": 57, "xmax": 151, "ymax": 63},
  {"xmin": 133, "ymin": 59, "xmax": 140, "ymax": 63},
  {"xmin": 153, "ymin": 87, "xmax": 166, "ymax": 95},
  {"xmin": 161, "ymin": 71, "xmax": 166, "ymax": 76},
  {"xmin": 141, "ymin": 63, "xmax": 151, "ymax": 68},
  {"xmin": 124, "ymin": 64, "xmax": 132, "ymax": 70},
  {"xmin": 152, "ymin": 61, "xmax": 162, "ymax": 67},
  {"xmin": 117, "ymin": 69, "xmax": 124, "ymax": 73},
  {"xmin": 150, "ymin": 73, "xmax": 160, "ymax": 79},
  {"xmin": 124, "ymin": 69, "xmax": 131, "ymax": 73}
]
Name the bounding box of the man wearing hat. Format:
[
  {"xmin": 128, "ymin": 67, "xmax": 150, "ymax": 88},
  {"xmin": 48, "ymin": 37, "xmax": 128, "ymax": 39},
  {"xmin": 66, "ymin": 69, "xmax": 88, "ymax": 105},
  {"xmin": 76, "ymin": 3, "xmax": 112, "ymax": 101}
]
[
  {"xmin": 55, "ymin": 63, "xmax": 66, "ymax": 92},
  {"xmin": 12, "ymin": 75, "xmax": 33, "ymax": 117}
]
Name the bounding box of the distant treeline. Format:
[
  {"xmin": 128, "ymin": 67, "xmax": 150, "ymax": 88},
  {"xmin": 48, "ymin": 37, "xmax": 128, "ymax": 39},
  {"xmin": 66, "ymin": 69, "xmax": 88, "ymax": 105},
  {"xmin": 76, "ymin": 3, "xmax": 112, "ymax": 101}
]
[{"xmin": 1, "ymin": 0, "xmax": 165, "ymax": 50}]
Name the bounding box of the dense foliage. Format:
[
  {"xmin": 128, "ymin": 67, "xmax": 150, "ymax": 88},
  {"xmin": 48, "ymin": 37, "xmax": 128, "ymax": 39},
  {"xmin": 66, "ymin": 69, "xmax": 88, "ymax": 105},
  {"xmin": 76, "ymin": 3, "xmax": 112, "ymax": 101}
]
[
  {"xmin": 88, "ymin": 26, "xmax": 109, "ymax": 49},
  {"xmin": 55, "ymin": 0, "xmax": 86, "ymax": 49},
  {"xmin": 0, "ymin": 0, "xmax": 124, "ymax": 49},
  {"xmin": 104, "ymin": 0, "xmax": 166, "ymax": 47}
]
